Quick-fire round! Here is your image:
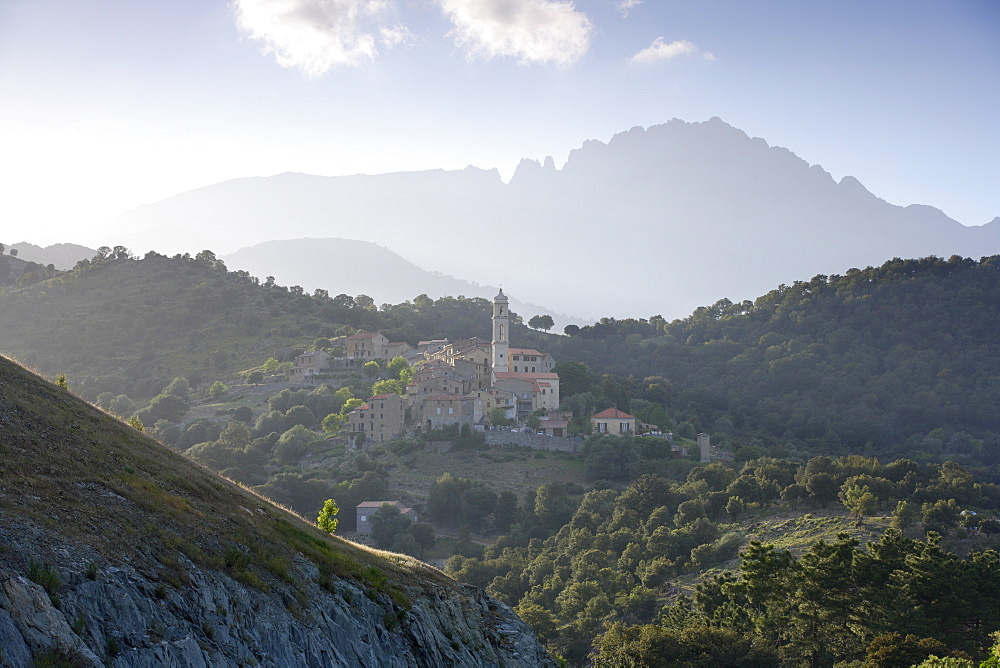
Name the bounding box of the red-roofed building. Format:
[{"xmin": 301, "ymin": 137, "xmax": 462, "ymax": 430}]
[
  {"xmin": 592, "ymin": 408, "xmax": 636, "ymax": 436},
  {"xmin": 494, "ymin": 372, "xmax": 560, "ymax": 413},
  {"xmin": 347, "ymin": 393, "xmax": 405, "ymax": 444}
]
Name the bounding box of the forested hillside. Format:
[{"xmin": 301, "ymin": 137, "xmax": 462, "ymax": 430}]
[
  {"xmin": 521, "ymin": 255, "xmax": 1000, "ymax": 461},
  {"xmin": 0, "ymin": 248, "xmax": 495, "ymax": 401},
  {"xmin": 0, "ymin": 250, "xmax": 997, "ymax": 463},
  {"xmin": 445, "ymin": 450, "xmax": 1000, "ymax": 664}
]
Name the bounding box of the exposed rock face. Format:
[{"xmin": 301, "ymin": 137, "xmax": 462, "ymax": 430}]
[{"xmin": 0, "ymin": 522, "xmax": 553, "ymax": 667}]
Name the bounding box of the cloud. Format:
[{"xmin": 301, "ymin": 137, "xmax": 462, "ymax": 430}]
[
  {"xmin": 631, "ymin": 37, "xmax": 715, "ymax": 64},
  {"xmin": 436, "ymin": 0, "xmax": 593, "ymax": 67},
  {"xmin": 618, "ymin": 0, "xmax": 641, "ymax": 17},
  {"xmin": 234, "ymin": 0, "xmax": 393, "ymax": 76}
]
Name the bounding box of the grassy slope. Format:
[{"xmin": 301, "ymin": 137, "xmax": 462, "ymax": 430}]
[{"xmin": 0, "ymin": 353, "xmax": 453, "ymax": 597}]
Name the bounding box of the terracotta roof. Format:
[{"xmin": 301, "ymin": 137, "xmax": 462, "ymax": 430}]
[
  {"xmin": 351, "ymin": 403, "xmax": 371, "ymax": 412},
  {"xmin": 592, "ymin": 408, "xmax": 636, "ymax": 419},
  {"xmin": 494, "ymin": 372, "xmax": 560, "ymax": 380},
  {"xmin": 540, "ymin": 419, "xmax": 569, "ymax": 429},
  {"xmin": 509, "ymin": 348, "xmax": 545, "ymax": 357},
  {"xmin": 369, "ymin": 393, "xmax": 397, "ymax": 400}
]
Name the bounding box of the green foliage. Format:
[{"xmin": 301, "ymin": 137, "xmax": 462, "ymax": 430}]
[
  {"xmin": 55, "ymin": 373, "xmax": 67, "ymax": 390},
  {"xmin": 317, "ymin": 498, "xmax": 339, "ymax": 534},
  {"xmin": 208, "ymin": 380, "xmax": 228, "ymax": 400},
  {"xmin": 28, "ymin": 558, "xmax": 62, "ymax": 600},
  {"xmin": 528, "ymin": 314, "xmax": 554, "ymax": 331}
]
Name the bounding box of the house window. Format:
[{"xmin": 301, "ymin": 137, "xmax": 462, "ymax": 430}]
[
  {"xmin": 436, "ymin": 408, "xmax": 441, "ymax": 414},
  {"xmin": 514, "ymin": 366, "xmax": 518, "ymax": 372},
  {"xmin": 448, "ymin": 407, "xmax": 454, "ymax": 414},
  {"xmin": 621, "ymin": 422, "xmax": 631, "ymax": 433},
  {"xmin": 513, "ymin": 355, "xmax": 520, "ymax": 361},
  {"xmin": 598, "ymin": 422, "xmax": 608, "ymax": 433},
  {"xmin": 360, "ymin": 515, "xmax": 367, "ymax": 522}
]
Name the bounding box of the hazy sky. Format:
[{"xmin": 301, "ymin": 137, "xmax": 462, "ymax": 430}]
[{"xmin": 2, "ymin": 0, "xmax": 998, "ymax": 248}]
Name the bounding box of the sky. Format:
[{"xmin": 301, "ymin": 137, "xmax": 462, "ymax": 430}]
[{"xmin": 1, "ymin": 0, "xmax": 998, "ymax": 249}]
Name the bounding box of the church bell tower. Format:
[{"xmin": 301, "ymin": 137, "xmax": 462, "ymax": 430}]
[{"xmin": 492, "ymin": 289, "xmax": 509, "ymax": 374}]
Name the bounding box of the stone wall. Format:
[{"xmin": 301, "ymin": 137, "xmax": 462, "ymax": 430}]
[{"xmin": 484, "ymin": 430, "xmax": 582, "ymax": 454}]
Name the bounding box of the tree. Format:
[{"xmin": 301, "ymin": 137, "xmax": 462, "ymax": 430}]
[
  {"xmin": 409, "ymin": 522, "xmax": 436, "ymax": 559},
  {"xmin": 209, "ymin": 381, "xmax": 228, "ymax": 400},
  {"xmin": 273, "ymin": 425, "xmax": 314, "ymax": 463},
  {"xmin": 922, "ymin": 499, "xmax": 961, "ymax": 536},
  {"xmin": 564, "ymin": 324, "xmax": 580, "ymax": 336},
  {"xmin": 317, "ymin": 499, "xmax": 339, "ymax": 534},
  {"xmin": 806, "ymin": 472, "xmax": 840, "ymax": 508},
  {"xmin": 488, "ymin": 407, "xmax": 511, "ymax": 427},
  {"xmin": 9, "ymin": 248, "xmax": 17, "ymax": 257},
  {"xmin": 262, "ymin": 357, "xmax": 281, "ymax": 373},
  {"xmin": 528, "ymin": 314, "xmax": 554, "ymax": 331},
  {"xmin": 370, "ymin": 504, "xmax": 412, "ymax": 549},
  {"xmin": 841, "ymin": 482, "xmax": 877, "ymax": 524},
  {"xmin": 321, "ymin": 412, "xmax": 346, "ymax": 434},
  {"xmin": 386, "ymin": 356, "xmax": 409, "ymax": 379},
  {"xmin": 55, "ymin": 373, "xmax": 68, "ymax": 390},
  {"xmin": 246, "ymin": 370, "xmax": 264, "ymax": 385},
  {"xmin": 892, "ymin": 500, "xmax": 920, "ymax": 531},
  {"xmin": 363, "ymin": 360, "xmax": 381, "ymax": 378}
]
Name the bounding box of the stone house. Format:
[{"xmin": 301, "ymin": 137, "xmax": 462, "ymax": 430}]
[
  {"xmin": 345, "ymin": 332, "xmax": 389, "ymax": 360},
  {"xmin": 420, "ymin": 394, "xmax": 474, "ymax": 431},
  {"xmin": 347, "ymin": 393, "xmax": 406, "ymax": 444},
  {"xmin": 592, "ymin": 408, "xmax": 636, "ymax": 436},
  {"xmin": 288, "ymin": 350, "xmax": 330, "ymax": 383},
  {"xmin": 356, "ymin": 501, "xmax": 418, "ymax": 535},
  {"xmin": 382, "ymin": 341, "xmax": 414, "ymax": 360}
]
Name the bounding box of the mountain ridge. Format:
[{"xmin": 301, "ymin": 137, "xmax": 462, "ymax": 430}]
[{"xmin": 91, "ymin": 117, "xmax": 1000, "ymax": 318}]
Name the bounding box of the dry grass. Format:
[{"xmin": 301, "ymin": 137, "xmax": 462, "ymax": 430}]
[{"xmin": 0, "ymin": 353, "xmax": 455, "ymax": 603}]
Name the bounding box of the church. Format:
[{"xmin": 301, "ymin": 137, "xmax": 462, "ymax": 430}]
[{"xmin": 346, "ymin": 289, "xmax": 561, "ymax": 437}]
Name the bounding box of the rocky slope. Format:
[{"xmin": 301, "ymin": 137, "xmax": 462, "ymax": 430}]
[{"xmin": 0, "ymin": 354, "xmax": 553, "ymax": 667}]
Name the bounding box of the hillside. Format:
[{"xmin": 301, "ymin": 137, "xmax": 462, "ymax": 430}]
[
  {"xmin": 98, "ymin": 118, "xmax": 1000, "ymax": 319},
  {"xmin": 519, "ymin": 255, "xmax": 1000, "ymax": 459},
  {"xmin": 0, "ymin": 353, "xmax": 554, "ymax": 665},
  {"xmin": 1, "ymin": 252, "xmax": 998, "ymax": 464},
  {"xmin": 0, "ymin": 249, "xmax": 506, "ymax": 403}
]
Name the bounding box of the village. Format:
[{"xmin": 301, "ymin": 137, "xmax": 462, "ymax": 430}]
[{"xmin": 286, "ymin": 289, "xmax": 653, "ymax": 444}]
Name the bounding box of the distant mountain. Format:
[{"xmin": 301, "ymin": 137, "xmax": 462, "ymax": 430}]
[
  {"xmin": 100, "ymin": 118, "xmax": 1000, "ymax": 319},
  {"xmin": 223, "ymin": 238, "xmax": 584, "ymax": 327},
  {"xmin": 7, "ymin": 241, "xmax": 96, "ymax": 270}
]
